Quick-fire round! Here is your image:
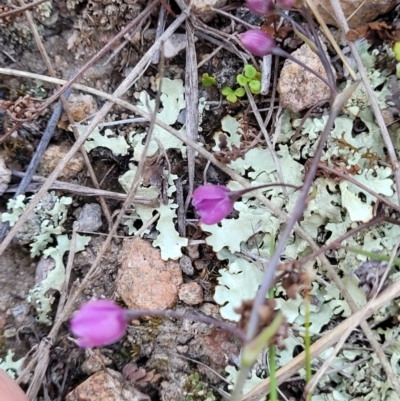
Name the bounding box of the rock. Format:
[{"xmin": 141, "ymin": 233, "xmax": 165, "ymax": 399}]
[
  {"xmin": 3, "ymin": 328, "xmax": 16, "ymax": 338},
  {"xmin": 66, "ymin": 369, "xmax": 150, "ymax": 401},
  {"xmin": 77, "ymin": 203, "xmax": 102, "ymax": 232},
  {"xmin": 163, "ymin": 34, "xmax": 189, "ymax": 59},
  {"xmin": 117, "ymin": 237, "xmax": 183, "ymax": 310},
  {"xmin": 187, "ymin": 329, "xmax": 240, "ymax": 382},
  {"xmin": 58, "ymin": 93, "xmax": 98, "ymax": 130},
  {"xmin": 35, "ymin": 256, "xmax": 55, "ymax": 285},
  {"xmin": 312, "ymin": 0, "xmax": 396, "ymax": 29},
  {"xmin": 187, "ymin": 244, "xmax": 199, "ymax": 260},
  {"xmin": 178, "ymin": 282, "xmax": 203, "ymax": 305},
  {"xmin": 194, "ymin": 259, "xmax": 208, "ymax": 271},
  {"xmin": 37, "ymin": 144, "xmax": 84, "ymax": 180},
  {"xmin": 190, "ymin": 0, "xmax": 227, "ymax": 12},
  {"xmin": 277, "ymin": 43, "xmax": 336, "ymax": 113},
  {"xmin": 0, "ymin": 156, "xmax": 11, "ymax": 196},
  {"xmin": 81, "ymin": 350, "xmax": 112, "ymax": 375},
  {"xmin": 179, "ymin": 255, "xmax": 194, "ymax": 276}
]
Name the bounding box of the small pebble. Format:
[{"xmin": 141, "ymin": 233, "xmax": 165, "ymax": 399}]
[
  {"xmin": 178, "ymin": 282, "xmax": 203, "ymax": 305},
  {"xmin": 77, "ymin": 203, "xmax": 102, "ymax": 232},
  {"xmin": 194, "ymin": 259, "xmax": 208, "ymax": 271},
  {"xmin": 187, "ymin": 244, "xmax": 200, "ymax": 260},
  {"xmin": 179, "ymin": 255, "xmax": 194, "ymax": 276},
  {"xmin": 4, "ymin": 328, "xmax": 16, "ymax": 338}
]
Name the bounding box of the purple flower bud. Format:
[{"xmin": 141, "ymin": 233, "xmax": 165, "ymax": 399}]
[
  {"xmin": 71, "ymin": 300, "xmax": 127, "ymax": 347},
  {"xmin": 276, "ymin": 0, "xmax": 296, "ymax": 8},
  {"xmin": 192, "ymin": 185, "xmax": 235, "ymax": 225},
  {"xmin": 240, "ymin": 30, "xmax": 276, "ymax": 57},
  {"xmin": 246, "ymin": 0, "xmax": 274, "ymax": 14}
]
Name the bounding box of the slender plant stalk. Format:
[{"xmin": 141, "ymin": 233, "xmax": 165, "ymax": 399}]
[
  {"xmin": 268, "ymin": 236, "xmax": 277, "ymax": 401},
  {"xmin": 301, "ymin": 5, "xmax": 336, "ymax": 88},
  {"xmin": 268, "ymin": 288, "xmax": 277, "ymax": 401},
  {"xmin": 304, "ymin": 274, "xmax": 312, "ymax": 401}
]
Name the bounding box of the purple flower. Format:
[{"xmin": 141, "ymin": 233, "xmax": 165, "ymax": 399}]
[
  {"xmin": 246, "ymin": 0, "xmax": 274, "ymax": 14},
  {"xmin": 71, "ymin": 300, "xmax": 127, "ymax": 347},
  {"xmin": 192, "ymin": 185, "xmax": 235, "ymax": 225},
  {"xmin": 240, "ymin": 30, "xmax": 276, "ymax": 57}
]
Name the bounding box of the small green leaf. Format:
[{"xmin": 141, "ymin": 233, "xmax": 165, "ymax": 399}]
[
  {"xmin": 254, "ymin": 72, "xmax": 262, "ymax": 81},
  {"xmin": 222, "ymin": 86, "xmax": 234, "ymax": 96},
  {"xmin": 226, "ymin": 93, "xmax": 238, "ymax": 103},
  {"xmin": 201, "ymin": 73, "xmax": 217, "ymax": 87},
  {"xmin": 394, "ymin": 42, "xmax": 400, "ymax": 62},
  {"xmin": 237, "ymin": 74, "xmax": 250, "ymax": 86},
  {"xmin": 234, "ymin": 87, "xmax": 246, "ymax": 97},
  {"xmin": 244, "ymin": 64, "xmax": 257, "ymax": 79},
  {"xmin": 241, "ymin": 313, "xmax": 283, "ymax": 367},
  {"xmin": 249, "ymin": 80, "xmax": 261, "ymax": 94}
]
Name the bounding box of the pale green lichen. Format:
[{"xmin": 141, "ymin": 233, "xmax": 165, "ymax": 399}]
[
  {"xmin": 28, "ymin": 234, "xmax": 90, "ymax": 324},
  {"xmin": 0, "ymin": 350, "xmax": 25, "ymax": 379}
]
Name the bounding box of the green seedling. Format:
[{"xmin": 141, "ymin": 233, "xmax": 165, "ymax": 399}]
[
  {"xmin": 221, "ymin": 87, "xmax": 246, "ymax": 103},
  {"xmin": 394, "ymin": 42, "xmax": 400, "ymax": 78},
  {"xmin": 237, "ymin": 64, "xmax": 262, "ymax": 95},
  {"xmin": 201, "ymin": 73, "xmax": 217, "ymax": 87}
]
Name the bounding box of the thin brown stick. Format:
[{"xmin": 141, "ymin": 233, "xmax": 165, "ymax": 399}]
[
  {"xmin": 9, "ymin": 170, "xmax": 158, "ymax": 205},
  {"xmin": 245, "ymin": 86, "xmax": 288, "ymax": 199},
  {"xmin": 184, "ymin": 19, "xmax": 198, "ymax": 213}
]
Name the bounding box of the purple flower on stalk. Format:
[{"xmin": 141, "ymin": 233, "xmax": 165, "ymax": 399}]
[
  {"xmin": 71, "ymin": 300, "xmax": 127, "ymax": 347},
  {"xmin": 240, "ymin": 30, "xmax": 276, "ymax": 57},
  {"xmin": 246, "ymin": 0, "xmax": 274, "ymax": 14},
  {"xmin": 192, "ymin": 185, "xmax": 235, "ymax": 225}
]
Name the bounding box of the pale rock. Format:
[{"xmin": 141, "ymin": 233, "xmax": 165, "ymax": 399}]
[
  {"xmin": 37, "ymin": 144, "xmax": 84, "ymax": 180},
  {"xmin": 312, "ymin": 0, "xmax": 396, "ymax": 29},
  {"xmin": 81, "ymin": 350, "xmax": 112, "ymax": 375},
  {"xmin": 0, "ymin": 156, "xmax": 11, "ymax": 196},
  {"xmin": 189, "ymin": 0, "xmax": 227, "ymax": 12},
  {"xmin": 58, "ymin": 93, "xmax": 98, "ymax": 130},
  {"xmin": 77, "ymin": 203, "xmax": 102, "ymax": 232},
  {"xmin": 163, "ymin": 34, "xmax": 189, "ymax": 59},
  {"xmin": 179, "ymin": 255, "xmax": 194, "ymax": 276},
  {"xmin": 66, "ymin": 369, "xmax": 150, "ymax": 401},
  {"xmin": 277, "ymin": 43, "xmax": 336, "ymax": 113},
  {"xmin": 178, "ymin": 282, "xmax": 203, "ymax": 305},
  {"xmin": 117, "ymin": 237, "xmax": 183, "ymax": 310}
]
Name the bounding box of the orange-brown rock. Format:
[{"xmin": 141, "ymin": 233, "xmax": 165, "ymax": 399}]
[{"xmin": 116, "ymin": 237, "xmax": 183, "ymax": 310}]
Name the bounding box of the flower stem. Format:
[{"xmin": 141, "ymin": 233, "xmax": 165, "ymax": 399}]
[
  {"xmin": 301, "ymin": 5, "xmax": 336, "ymax": 88},
  {"xmin": 268, "ymin": 288, "xmax": 277, "ymax": 401},
  {"xmin": 230, "ymin": 182, "xmax": 300, "ymax": 201},
  {"xmin": 124, "ymin": 309, "xmax": 247, "ymax": 341},
  {"xmin": 304, "ymin": 275, "xmax": 312, "ymax": 389}
]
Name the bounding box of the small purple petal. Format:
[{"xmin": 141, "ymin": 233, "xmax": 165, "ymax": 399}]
[
  {"xmin": 246, "ymin": 0, "xmax": 274, "ymax": 14},
  {"xmin": 71, "ymin": 300, "xmax": 127, "ymax": 348},
  {"xmin": 240, "ymin": 30, "xmax": 276, "ymax": 57},
  {"xmin": 192, "ymin": 185, "xmax": 234, "ymax": 225}
]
